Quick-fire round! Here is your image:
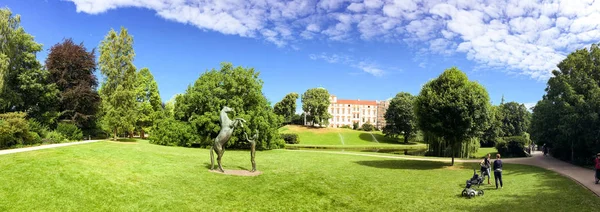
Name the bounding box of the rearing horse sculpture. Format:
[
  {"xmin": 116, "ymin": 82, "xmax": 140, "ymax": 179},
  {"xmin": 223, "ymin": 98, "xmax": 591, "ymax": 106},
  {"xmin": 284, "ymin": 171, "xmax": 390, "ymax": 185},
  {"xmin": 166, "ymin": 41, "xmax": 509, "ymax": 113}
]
[{"xmin": 210, "ymin": 106, "xmax": 246, "ymax": 172}]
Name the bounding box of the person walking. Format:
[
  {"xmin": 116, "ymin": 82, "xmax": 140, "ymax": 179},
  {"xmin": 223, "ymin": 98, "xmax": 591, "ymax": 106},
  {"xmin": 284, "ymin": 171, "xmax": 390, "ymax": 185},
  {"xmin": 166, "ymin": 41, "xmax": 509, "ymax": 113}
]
[
  {"xmin": 493, "ymin": 154, "xmax": 503, "ymax": 189},
  {"xmin": 595, "ymin": 153, "xmax": 600, "ymax": 184},
  {"xmin": 480, "ymin": 153, "xmax": 492, "ymax": 184}
]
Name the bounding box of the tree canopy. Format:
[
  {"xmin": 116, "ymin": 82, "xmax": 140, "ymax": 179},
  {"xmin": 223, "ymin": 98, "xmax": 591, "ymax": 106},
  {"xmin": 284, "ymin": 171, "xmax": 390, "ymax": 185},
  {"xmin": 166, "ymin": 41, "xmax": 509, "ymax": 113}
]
[
  {"xmin": 0, "ymin": 8, "xmax": 59, "ymax": 126},
  {"xmin": 98, "ymin": 27, "xmax": 138, "ymax": 140},
  {"xmin": 531, "ymin": 43, "xmax": 600, "ymax": 165},
  {"xmin": 172, "ymin": 62, "xmax": 283, "ymax": 149},
  {"xmin": 301, "ymin": 88, "xmax": 331, "ymax": 127},
  {"xmin": 499, "ymin": 101, "xmax": 530, "ymax": 137},
  {"xmin": 274, "ymin": 92, "xmax": 299, "ymax": 125},
  {"xmin": 383, "ymin": 92, "xmax": 416, "ymax": 143},
  {"xmin": 46, "ymin": 38, "xmax": 100, "ymax": 129},
  {"xmin": 415, "ymin": 67, "xmax": 490, "ymax": 165},
  {"xmin": 135, "ymin": 67, "xmax": 162, "ymax": 138}
]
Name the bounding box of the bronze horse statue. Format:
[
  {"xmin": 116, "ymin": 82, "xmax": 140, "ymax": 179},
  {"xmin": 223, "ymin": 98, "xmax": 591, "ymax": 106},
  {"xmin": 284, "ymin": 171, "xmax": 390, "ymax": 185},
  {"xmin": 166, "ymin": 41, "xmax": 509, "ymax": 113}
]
[{"xmin": 210, "ymin": 106, "xmax": 258, "ymax": 173}]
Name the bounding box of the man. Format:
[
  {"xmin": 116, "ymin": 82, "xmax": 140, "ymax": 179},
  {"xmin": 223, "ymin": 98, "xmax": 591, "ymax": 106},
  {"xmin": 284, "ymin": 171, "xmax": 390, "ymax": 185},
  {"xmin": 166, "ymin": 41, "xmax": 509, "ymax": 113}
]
[
  {"xmin": 493, "ymin": 154, "xmax": 503, "ymax": 189},
  {"xmin": 595, "ymin": 153, "xmax": 600, "ymax": 184},
  {"xmin": 480, "ymin": 153, "xmax": 492, "ymax": 184}
]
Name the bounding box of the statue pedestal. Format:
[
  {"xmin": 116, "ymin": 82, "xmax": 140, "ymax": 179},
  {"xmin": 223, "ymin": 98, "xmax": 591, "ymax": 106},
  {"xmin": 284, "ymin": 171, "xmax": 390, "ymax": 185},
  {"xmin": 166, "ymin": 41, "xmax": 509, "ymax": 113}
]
[{"xmin": 208, "ymin": 169, "xmax": 262, "ymax": 176}]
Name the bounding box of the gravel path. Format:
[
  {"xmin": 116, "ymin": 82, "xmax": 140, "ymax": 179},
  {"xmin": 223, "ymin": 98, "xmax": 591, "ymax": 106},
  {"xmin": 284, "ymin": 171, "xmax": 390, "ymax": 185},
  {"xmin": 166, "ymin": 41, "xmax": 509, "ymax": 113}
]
[{"xmin": 0, "ymin": 140, "xmax": 102, "ymax": 156}]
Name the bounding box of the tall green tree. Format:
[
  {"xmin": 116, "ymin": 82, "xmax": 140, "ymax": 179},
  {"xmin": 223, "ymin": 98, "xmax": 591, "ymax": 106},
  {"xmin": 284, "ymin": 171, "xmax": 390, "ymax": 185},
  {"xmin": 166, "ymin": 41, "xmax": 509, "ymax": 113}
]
[
  {"xmin": 0, "ymin": 8, "xmax": 59, "ymax": 126},
  {"xmin": 531, "ymin": 43, "xmax": 600, "ymax": 164},
  {"xmin": 301, "ymin": 88, "xmax": 331, "ymax": 127},
  {"xmin": 415, "ymin": 67, "xmax": 490, "ymax": 165},
  {"xmin": 383, "ymin": 92, "xmax": 416, "ymax": 143},
  {"xmin": 98, "ymin": 27, "xmax": 138, "ymax": 140},
  {"xmin": 274, "ymin": 92, "xmax": 299, "ymax": 124},
  {"xmin": 498, "ymin": 101, "xmax": 531, "ymax": 137},
  {"xmin": 172, "ymin": 62, "xmax": 283, "ymax": 149},
  {"xmin": 46, "ymin": 38, "xmax": 100, "ymax": 130},
  {"xmin": 135, "ymin": 68, "xmax": 162, "ymax": 138},
  {"xmin": 480, "ymin": 105, "xmax": 503, "ymax": 147}
]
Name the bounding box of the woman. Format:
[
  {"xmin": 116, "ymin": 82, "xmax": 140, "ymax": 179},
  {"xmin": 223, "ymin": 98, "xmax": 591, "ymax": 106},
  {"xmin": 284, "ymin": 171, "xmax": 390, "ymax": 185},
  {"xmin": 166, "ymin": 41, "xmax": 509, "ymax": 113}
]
[
  {"xmin": 493, "ymin": 154, "xmax": 503, "ymax": 189},
  {"xmin": 480, "ymin": 153, "xmax": 491, "ymax": 184}
]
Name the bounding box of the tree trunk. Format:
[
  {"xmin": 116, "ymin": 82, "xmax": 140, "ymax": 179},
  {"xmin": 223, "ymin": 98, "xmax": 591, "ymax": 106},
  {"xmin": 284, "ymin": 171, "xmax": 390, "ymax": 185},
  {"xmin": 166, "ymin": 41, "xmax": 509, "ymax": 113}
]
[
  {"xmin": 129, "ymin": 130, "xmax": 133, "ymax": 138},
  {"xmin": 113, "ymin": 128, "xmax": 117, "ymax": 141},
  {"xmin": 404, "ymin": 132, "xmax": 409, "ymax": 144},
  {"xmin": 141, "ymin": 129, "xmax": 145, "ymax": 139},
  {"xmin": 451, "ymin": 141, "xmax": 455, "ymax": 166}
]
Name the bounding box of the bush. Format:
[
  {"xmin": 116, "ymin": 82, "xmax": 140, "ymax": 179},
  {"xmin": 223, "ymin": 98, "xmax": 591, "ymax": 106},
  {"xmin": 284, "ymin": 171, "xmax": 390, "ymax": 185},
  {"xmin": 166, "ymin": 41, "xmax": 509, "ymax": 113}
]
[
  {"xmin": 496, "ymin": 136, "xmax": 529, "ymax": 157},
  {"xmin": 0, "ymin": 112, "xmax": 33, "ymax": 148},
  {"xmin": 45, "ymin": 131, "xmax": 67, "ymax": 144},
  {"xmin": 150, "ymin": 118, "xmax": 197, "ymax": 146},
  {"xmin": 352, "ymin": 122, "xmax": 359, "ymax": 130},
  {"xmin": 362, "ymin": 122, "xmax": 374, "ymax": 131},
  {"xmin": 280, "ymin": 133, "xmax": 299, "ymax": 144},
  {"xmin": 28, "ymin": 132, "xmax": 42, "ymax": 145},
  {"xmin": 56, "ymin": 122, "xmax": 83, "ymax": 141},
  {"xmin": 340, "ymin": 125, "xmax": 352, "ymax": 129},
  {"xmin": 28, "ymin": 120, "xmax": 49, "ymax": 138}
]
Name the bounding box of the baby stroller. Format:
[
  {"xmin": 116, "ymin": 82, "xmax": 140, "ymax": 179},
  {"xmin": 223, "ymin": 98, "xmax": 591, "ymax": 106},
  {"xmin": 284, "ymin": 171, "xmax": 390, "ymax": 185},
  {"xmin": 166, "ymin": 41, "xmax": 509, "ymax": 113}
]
[{"xmin": 461, "ymin": 169, "xmax": 484, "ymax": 198}]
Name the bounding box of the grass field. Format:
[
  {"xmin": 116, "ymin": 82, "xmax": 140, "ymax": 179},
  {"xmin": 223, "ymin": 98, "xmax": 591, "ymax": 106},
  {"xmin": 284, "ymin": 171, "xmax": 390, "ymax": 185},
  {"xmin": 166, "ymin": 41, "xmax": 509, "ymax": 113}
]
[
  {"xmin": 279, "ymin": 125, "xmax": 424, "ymax": 149},
  {"xmin": 0, "ymin": 140, "xmax": 598, "ymax": 211},
  {"xmin": 473, "ymin": 147, "xmax": 498, "ymax": 158}
]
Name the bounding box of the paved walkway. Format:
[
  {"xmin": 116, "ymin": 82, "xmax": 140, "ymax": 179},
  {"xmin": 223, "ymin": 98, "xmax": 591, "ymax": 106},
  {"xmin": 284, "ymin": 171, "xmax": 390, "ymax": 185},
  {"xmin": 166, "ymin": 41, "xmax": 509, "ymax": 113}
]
[
  {"xmin": 287, "ymin": 149, "xmax": 600, "ymax": 197},
  {"xmin": 0, "ymin": 140, "xmax": 102, "ymax": 156}
]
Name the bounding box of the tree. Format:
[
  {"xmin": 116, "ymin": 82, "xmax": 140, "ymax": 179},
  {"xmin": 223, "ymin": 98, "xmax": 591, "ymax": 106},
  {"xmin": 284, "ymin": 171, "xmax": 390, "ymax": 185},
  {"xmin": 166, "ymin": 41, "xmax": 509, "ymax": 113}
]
[
  {"xmin": 171, "ymin": 62, "xmax": 283, "ymax": 149},
  {"xmin": 46, "ymin": 38, "xmax": 100, "ymax": 130},
  {"xmin": 0, "ymin": 8, "xmax": 60, "ymax": 126},
  {"xmin": 301, "ymin": 88, "xmax": 331, "ymax": 127},
  {"xmin": 415, "ymin": 67, "xmax": 490, "ymax": 165},
  {"xmin": 98, "ymin": 27, "xmax": 138, "ymax": 140},
  {"xmin": 274, "ymin": 92, "xmax": 299, "ymax": 124},
  {"xmin": 383, "ymin": 92, "xmax": 417, "ymax": 143},
  {"xmin": 480, "ymin": 105, "xmax": 503, "ymax": 147},
  {"xmin": 531, "ymin": 43, "xmax": 600, "ymax": 165},
  {"xmin": 498, "ymin": 101, "xmax": 531, "ymax": 137},
  {"xmin": 135, "ymin": 68, "xmax": 162, "ymax": 139}
]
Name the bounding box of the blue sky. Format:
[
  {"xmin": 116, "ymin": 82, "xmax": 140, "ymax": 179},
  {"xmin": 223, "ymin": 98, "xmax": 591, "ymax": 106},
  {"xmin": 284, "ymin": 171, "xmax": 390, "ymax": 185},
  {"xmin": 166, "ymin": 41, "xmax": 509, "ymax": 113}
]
[{"xmin": 5, "ymin": 0, "xmax": 600, "ymax": 112}]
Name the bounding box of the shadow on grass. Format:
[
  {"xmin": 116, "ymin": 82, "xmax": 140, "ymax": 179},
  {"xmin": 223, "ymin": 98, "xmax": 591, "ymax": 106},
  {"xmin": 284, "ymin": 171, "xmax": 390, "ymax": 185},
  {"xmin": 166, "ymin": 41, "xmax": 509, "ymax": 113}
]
[
  {"xmin": 115, "ymin": 138, "xmax": 138, "ymax": 142},
  {"xmin": 354, "ymin": 160, "xmax": 472, "ymax": 170}
]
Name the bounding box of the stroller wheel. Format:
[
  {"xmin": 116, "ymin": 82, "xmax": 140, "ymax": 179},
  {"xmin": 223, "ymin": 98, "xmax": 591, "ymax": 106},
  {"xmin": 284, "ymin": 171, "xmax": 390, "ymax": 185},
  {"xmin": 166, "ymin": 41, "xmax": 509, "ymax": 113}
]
[
  {"xmin": 462, "ymin": 190, "xmax": 467, "ymax": 196},
  {"xmin": 478, "ymin": 190, "xmax": 484, "ymax": 196},
  {"xmin": 468, "ymin": 191, "xmax": 475, "ymax": 198}
]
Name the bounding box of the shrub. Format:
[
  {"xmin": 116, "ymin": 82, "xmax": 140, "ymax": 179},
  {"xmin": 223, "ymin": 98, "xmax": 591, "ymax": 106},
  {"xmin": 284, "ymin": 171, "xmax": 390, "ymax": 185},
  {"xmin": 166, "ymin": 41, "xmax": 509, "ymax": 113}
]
[
  {"xmin": 45, "ymin": 131, "xmax": 67, "ymax": 143},
  {"xmin": 150, "ymin": 118, "xmax": 197, "ymax": 146},
  {"xmin": 496, "ymin": 136, "xmax": 528, "ymax": 157},
  {"xmin": 0, "ymin": 112, "xmax": 32, "ymax": 148},
  {"xmin": 28, "ymin": 132, "xmax": 42, "ymax": 145},
  {"xmin": 56, "ymin": 122, "xmax": 83, "ymax": 141},
  {"xmin": 280, "ymin": 133, "xmax": 299, "ymax": 144},
  {"xmin": 362, "ymin": 122, "xmax": 374, "ymax": 131},
  {"xmin": 340, "ymin": 125, "xmax": 352, "ymax": 129},
  {"xmin": 352, "ymin": 122, "xmax": 359, "ymax": 130},
  {"xmin": 28, "ymin": 120, "xmax": 49, "ymax": 138}
]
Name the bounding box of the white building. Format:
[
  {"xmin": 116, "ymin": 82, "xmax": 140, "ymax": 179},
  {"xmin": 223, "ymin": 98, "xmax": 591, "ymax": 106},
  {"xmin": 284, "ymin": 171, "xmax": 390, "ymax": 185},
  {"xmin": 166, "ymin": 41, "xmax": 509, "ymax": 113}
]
[{"xmin": 328, "ymin": 95, "xmax": 386, "ymax": 128}]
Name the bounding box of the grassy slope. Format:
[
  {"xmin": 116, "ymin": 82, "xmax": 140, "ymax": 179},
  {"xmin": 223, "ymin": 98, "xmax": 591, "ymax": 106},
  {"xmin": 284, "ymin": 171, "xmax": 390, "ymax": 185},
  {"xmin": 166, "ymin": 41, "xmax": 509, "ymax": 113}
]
[
  {"xmin": 279, "ymin": 125, "xmax": 424, "ymax": 148},
  {"xmin": 0, "ymin": 140, "xmax": 598, "ymax": 211}
]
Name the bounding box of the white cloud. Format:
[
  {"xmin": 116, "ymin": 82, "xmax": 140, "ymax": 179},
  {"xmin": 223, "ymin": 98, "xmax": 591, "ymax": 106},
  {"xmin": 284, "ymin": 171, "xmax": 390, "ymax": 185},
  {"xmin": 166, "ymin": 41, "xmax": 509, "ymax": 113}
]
[
  {"xmin": 67, "ymin": 0, "xmax": 600, "ymax": 80},
  {"xmin": 309, "ymin": 52, "xmax": 387, "ymax": 77}
]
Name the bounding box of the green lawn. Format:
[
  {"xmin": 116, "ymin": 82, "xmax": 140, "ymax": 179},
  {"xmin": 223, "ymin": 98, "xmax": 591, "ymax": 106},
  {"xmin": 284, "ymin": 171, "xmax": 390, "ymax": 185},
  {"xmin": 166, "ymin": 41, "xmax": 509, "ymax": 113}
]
[
  {"xmin": 473, "ymin": 147, "xmax": 498, "ymax": 158},
  {"xmin": 0, "ymin": 140, "xmax": 598, "ymax": 211},
  {"xmin": 279, "ymin": 125, "xmax": 424, "ymax": 149}
]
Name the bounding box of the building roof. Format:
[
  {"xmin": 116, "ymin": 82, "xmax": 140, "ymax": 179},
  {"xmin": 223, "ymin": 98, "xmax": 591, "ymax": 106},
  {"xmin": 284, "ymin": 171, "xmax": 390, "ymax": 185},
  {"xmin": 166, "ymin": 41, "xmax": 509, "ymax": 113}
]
[{"xmin": 335, "ymin": 99, "xmax": 378, "ymax": 106}]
